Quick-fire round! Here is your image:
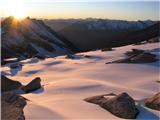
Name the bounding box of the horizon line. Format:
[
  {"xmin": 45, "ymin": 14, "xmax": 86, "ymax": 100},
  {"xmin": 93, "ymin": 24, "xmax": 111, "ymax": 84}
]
[{"xmin": 1, "ymin": 16, "xmax": 159, "ymax": 22}]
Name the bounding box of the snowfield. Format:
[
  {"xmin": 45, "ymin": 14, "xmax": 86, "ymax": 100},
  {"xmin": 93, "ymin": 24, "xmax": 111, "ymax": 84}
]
[{"xmin": 1, "ymin": 43, "xmax": 160, "ymax": 120}]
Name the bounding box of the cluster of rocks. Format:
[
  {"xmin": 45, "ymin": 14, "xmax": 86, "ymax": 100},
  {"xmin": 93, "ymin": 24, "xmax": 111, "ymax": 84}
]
[
  {"xmin": 1, "ymin": 75, "xmax": 43, "ymax": 120},
  {"xmin": 106, "ymin": 49, "xmax": 158, "ymax": 64},
  {"xmin": 2, "ymin": 92, "xmax": 27, "ymax": 120},
  {"xmin": 85, "ymin": 92, "xmax": 160, "ymax": 119},
  {"xmin": 2, "ymin": 75, "xmax": 42, "ymax": 93}
]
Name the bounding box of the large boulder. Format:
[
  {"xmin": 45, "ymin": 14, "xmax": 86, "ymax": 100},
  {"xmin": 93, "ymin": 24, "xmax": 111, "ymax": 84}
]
[
  {"xmin": 2, "ymin": 92, "xmax": 27, "ymax": 120},
  {"xmin": 22, "ymin": 77, "xmax": 42, "ymax": 93},
  {"xmin": 144, "ymin": 92, "xmax": 160, "ymax": 111},
  {"xmin": 84, "ymin": 92, "xmax": 139, "ymax": 119},
  {"xmin": 1, "ymin": 75, "xmax": 22, "ymax": 92}
]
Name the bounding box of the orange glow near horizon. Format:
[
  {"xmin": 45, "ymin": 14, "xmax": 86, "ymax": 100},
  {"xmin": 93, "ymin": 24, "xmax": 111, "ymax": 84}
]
[{"xmin": 1, "ymin": 1, "xmax": 158, "ymax": 21}]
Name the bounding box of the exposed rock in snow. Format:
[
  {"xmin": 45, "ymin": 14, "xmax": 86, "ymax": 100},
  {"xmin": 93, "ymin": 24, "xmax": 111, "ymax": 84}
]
[
  {"xmin": 1, "ymin": 75, "xmax": 22, "ymax": 92},
  {"xmin": 106, "ymin": 51, "xmax": 158, "ymax": 64},
  {"xmin": 22, "ymin": 77, "xmax": 42, "ymax": 93},
  {"xmin": 125, "ymin": 49, "xmax": 145, "ymax": 57},
  {"xmin": 130, "ymin": 53, "xmax": 158, "ymax": 63},
  {"xmin": 145, "ymin": 92, "xmax": 160, "ymax": 111},
  {"xmin": 2, "ymin": 92, "xmax": 27, "ymax": 120},
  {"xmin": 85, "ymin": 92, "xmax": 139, "ymax": 119}
]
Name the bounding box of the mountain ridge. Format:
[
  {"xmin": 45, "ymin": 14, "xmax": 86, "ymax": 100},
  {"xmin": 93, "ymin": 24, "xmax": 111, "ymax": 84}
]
[
  {"xmin": 46, "ymin": 19, "xmax": 158, "ymax": 51},
  {"xmin": 1, "ymin": 16, "xmax": 78, "ymax": 59}
]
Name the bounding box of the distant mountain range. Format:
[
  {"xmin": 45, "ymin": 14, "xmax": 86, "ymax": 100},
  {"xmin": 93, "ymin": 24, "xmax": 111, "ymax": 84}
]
[
  {"xmin": 45, "ymin": 19, "xmax": 156, "ymax": 31},
  {"xmin": 44, "ymin": 19, "xmax": 159, "ymax": 51},
  {"xmin": 1, "ymin": 16, "xmax": 78, "ymax": 59},
  {"xmin": 1, "ymin": 17, "xmax": 159, "ymax": 60}
]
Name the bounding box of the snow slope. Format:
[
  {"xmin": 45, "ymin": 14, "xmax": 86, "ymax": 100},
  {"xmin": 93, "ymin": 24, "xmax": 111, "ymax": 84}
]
[{"xmin": 1, "ymin": 43, "xmax": 160, "ymax": 120}]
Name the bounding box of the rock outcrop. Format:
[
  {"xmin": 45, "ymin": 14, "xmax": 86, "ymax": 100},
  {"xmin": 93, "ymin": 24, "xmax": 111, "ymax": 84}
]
[
  {"xmin": 106, "ymin": 50, "xmax": 158, "ymax": 64},
  {"xmin": 2, "ymin": 92, "xmax": 27, "ymax": 120},
  {"xmin": 84, "ymin": 92, "xmax": 139, "ymax": 119},
  {"xmin": 1, "ymin": 75, "xmax": 22, "ymax": 92},
  {"xmin": 145, "ymin": 92, "xmax": 160, "ymax": 111},
  {"xmin": 22, "ymin": 77, "xmax": 42, "ymax": 93},
  {"xmin": 130, "ymin": 53, "xmax": 158, "ymax": 63},
  {"xmin": 125, "ymin": 49, "xmax": 144, "ymax": 57}
]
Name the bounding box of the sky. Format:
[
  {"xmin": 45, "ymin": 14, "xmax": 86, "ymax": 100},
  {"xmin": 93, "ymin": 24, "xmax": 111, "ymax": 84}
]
[{"xmin": 0, "ymin": 0, "xmax": 159, "ymax": 21}]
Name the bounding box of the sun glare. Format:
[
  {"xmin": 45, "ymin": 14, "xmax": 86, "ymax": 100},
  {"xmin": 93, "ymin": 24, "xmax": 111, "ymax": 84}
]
[{"xmin": 5, "ymin": 0, "xmax": 28, "ymax": 19}]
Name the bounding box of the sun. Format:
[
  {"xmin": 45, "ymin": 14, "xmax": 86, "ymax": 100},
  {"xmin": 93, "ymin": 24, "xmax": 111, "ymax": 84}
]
[{"xmin": 5, "ymin": 0, "xmax": 28, "ymax": 19}]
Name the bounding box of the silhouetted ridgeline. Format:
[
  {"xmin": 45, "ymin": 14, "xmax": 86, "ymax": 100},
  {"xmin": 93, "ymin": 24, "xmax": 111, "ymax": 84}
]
[{"xmin": 45, "ymin": 19, "xmax": 159, "ymax": 51}]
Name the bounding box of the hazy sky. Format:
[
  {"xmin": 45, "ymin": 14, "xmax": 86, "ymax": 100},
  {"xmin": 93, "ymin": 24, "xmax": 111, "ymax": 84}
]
[{"xmin": 0, "ymin": 0, "xmax": 159, "ymax": 20}]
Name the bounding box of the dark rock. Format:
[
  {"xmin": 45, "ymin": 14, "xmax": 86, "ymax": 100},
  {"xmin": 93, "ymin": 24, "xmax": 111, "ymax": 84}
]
[
  {"xmin": 2, "ymin": 92, "xmax": 26, "ymax": 120},
  {"xmin": 1, "ymin": 75, "xmax": 22, "ymax": 92},
  {"xmin": 22, "ymin": 77, "xmax": 42, "ymax": 93},
  {"xmin": 84, "ymin": 93, "xmax": 116, "ymax": 104},
  {"xmin": 112, "ymin": 58, "xmax": 131, "ymax": 64},
  {"xmin": 106, "ymin": 52, "xmax": 158, "ymax": 64},
  {"xmin": 130, "ymin": 53, "xmax": 158, "ymax": 63},
  {"xmin": 84, "ymin": 92, "xmax": 139, "ymax": 119},
  {"xmin": 132, "ymin": 49, "xmax": 145, "ymax": 54},
  {"xmin": 34, "ymin": 55, "xmax": 46, "ymax": 60},
  {"xmin": 84, "ymin": 55, "xmax": 92, "ymax": 58},
  {"xmin": 145, "ymin": 92, "xmax": 160, "ymax": 111},
  {"xmin": 156, "ymin": 80, "xmax": 160, "ymax": 83},
  {"xmin": 125, "ymin": 49, "xmax": 144, "ymax": 57},
  {"xmin": 10, "ymin": 63, "xmax": 22, "ymax": 69}
]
